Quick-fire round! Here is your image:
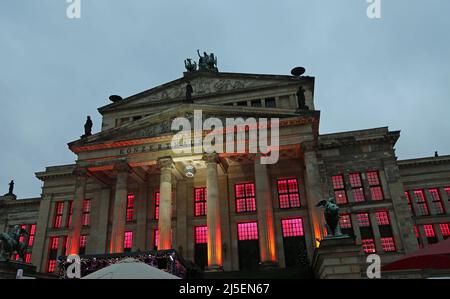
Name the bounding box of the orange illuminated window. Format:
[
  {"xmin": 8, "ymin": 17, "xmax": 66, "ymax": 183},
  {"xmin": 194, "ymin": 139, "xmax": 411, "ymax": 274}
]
[
  {"xmin": 195, "ymin": 226, "xmax": 208, "ymax": 244},
  {"xmin": 235, "ymin": 183, "xmax": 256, "ymax": 213},
  {"xmin": 331, "ymin": 175, "xmax": 347, "ymax": 204},
  {"xmin": 194, "ymin": 188, "xmax": 207, "ymax": 217},
  {"xmin": 126, "ymin": 194, "xmax": 135, "ymax": 222},
  {"xmin": 277, "ymin": 178, "xmax": 301, "ymax": 208},
  {"xmin": 349, "ymin": 173, "xmax": 365, "ymax": 202},
  {"xmin": 367, "ymin": 171, "xmax": 384, "ymax": 201},
  {"xmin": 53, "ymin": 202, "xmax": 64, "ymax": 229}
]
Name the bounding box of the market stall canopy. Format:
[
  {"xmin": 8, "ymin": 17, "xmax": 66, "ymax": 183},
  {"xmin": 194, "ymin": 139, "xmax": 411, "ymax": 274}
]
[
  {"xmin": 82, "ymin": 258, "xmax": 180, "ymax": 279},
  {"xmin": 382, "ymin": 238, "xmax": 450, "ymax": 271}
]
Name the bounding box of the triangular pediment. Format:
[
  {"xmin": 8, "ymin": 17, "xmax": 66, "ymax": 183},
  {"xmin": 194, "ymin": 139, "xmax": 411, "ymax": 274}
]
[
  {"xmin": 70, "ymin": 104, "xmax": 317, "ymax": 152},
  {"xmin": 98, "ymin": 71, "xmax": 310, "ymax": 113}
]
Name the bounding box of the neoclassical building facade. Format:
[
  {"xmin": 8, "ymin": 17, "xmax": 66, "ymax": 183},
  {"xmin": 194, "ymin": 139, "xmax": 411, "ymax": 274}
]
[{"xmin": 1, "ymin": 67, "xmax": 449, "ymax": 275}]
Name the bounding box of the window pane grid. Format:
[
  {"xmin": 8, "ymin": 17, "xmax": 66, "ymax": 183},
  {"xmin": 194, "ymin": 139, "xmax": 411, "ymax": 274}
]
[
  {"xmin": 362, "ymin": 239, "xmax": 376, "ymax": 254},
  {"xmin": 381, "ymin": 237, "xmax": 396, "ymax": 252},
  {"xmin": 414, "ymin": 190, "xmax": 429, "ymax": 216},
  {"xmin": 332, "ymin": 175, "xmax": 347, "ymax": 204},
  {"xmin": 154, "ymin": 192, "xmax": 160, "ymax": 220},
  {"xmin": 277, "ymin": 178, "xmax": 301, "ymax": 208},
  {"xmin": 237, "ymin": 222, "xmax": 258, "ymax": 240},
  {"xmin": 367, "ymin": 171, "xmax": 384, "ymax": 201},
  {"xmin": 429, "ymin": 188, "xmax": 445, "ymax": 214},
  {"xmin": 235, "ymin": 183, "xmax": 257, "ymax": 213},
  {"xmin": 375, "ymin": 210, "xmax": 390, "ymax": 226},
  {"xmin": 404, "ymin": 191, "xmax": 415, "ymax": 215},
  {"xmin": 195, "ymin": 226, "xmax": 208, "ymax": 244},
  {"xmin": 194, "ymin": 188, "xmax": 207, "ymax": 216},
  {"xmin": 423, "ymin": 224, "xmax": 435, "ymax": 237},
  {"xmin": 439, "ymin": 224, "xmax": 450, "ymax": 238},
  {"xmin": 357, "ymin": 213, "xmax": 371, "ymax": 227},
  {"xmin": 126, "ymin": 194, "xmax": 135, "ymax": 222},
  {"xmin": 124, "ymin": 231, "xmax": 133, "ymax": 249},
  {"xmin": 339, "ymin": 214, "xmax": 352, "ymax": 229},
  {"xmin": 82, "ymin": 199, "xmax": 91, "ymax": 226},
  {"xmin": 281, "ymin": 218, "xmax": 304, "ymax": 237},
  {"xmin": 53, "ymin": 202, "xmax": 64, "ymax": 228}
]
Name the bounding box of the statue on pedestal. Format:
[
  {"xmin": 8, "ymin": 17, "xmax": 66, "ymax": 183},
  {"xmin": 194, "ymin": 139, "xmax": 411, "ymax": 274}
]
[
  {"xmin": 316, "ymin": 198, "xmax": 342, "ymax": 237},
  {"xmin": 296, "ymin": 86, "xmax": 309, "ymax": 110},
  {"xmin": 0, "ymin": 225, "xmax": 29, "ymax": 262},
  {"xmin": 82, "ymin": 116, "xmax": 93, "ymax": 138},
  {"xmin": 8, "ymin": 180, "xmax": 14, "ymax": 195},
  {"xmin": 185, "ymin": 81, "xmax": 193, "ymax": 103}
]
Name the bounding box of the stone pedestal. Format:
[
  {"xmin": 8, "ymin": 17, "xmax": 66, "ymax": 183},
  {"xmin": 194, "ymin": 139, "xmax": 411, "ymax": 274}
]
[
  {"xmin": 0, "ymin": 261, "xmax": 37, "ymax": 279},
  {"xmin": 0, "ymin": 194, "xmax": 17, "ymax": 201},
  {"xmin": 312, "ymin": 236, "xmax": 365, "ymax": 279}
]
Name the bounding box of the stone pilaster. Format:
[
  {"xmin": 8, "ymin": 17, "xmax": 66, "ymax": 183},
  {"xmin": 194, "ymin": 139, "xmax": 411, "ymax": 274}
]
[
  {"xmin": 424, "ymin": 189, "xmax": 437, "ymax": 215},
  {"xmin": 254, "ymin": 155, "xmax": 278, "ymax": 266},
  {"xmin": 68, "ymin": 167, "xmax": 88, "ymax": 255},
  {"xmin": 350, "ymin": 214, "xmax": 362, "ymax": 243},
  {"xmin": 110, "ymin": 162, "xmax": 131, "ymax": 253},
  {"xmin": 158, "ymin": 157, "xmax": 173, "ymax": 250},
  {"xmin": 369, "ymin": 213, "xmax": 384, "ymax": 253},
  {"xmin": 203, "ymin": 153, "xmax": 222, "ymax": 269},
  {"xmin": 302, "ymin": 142, "xmax": 325, "ymax": 249},
  {"xmin": 136, "ymin": 184, "xmax": 148, "ymax": 251},
  {"xmin": 434, "ymin": 223, "xmax": 444, "ymax": 241},
  {"xmin": 31, "ymin": 194, "xmax": 53, "ymax": 272},
  {"xmin": 91, "ymin": 187, "xmax": 111, "ymax": 253}
]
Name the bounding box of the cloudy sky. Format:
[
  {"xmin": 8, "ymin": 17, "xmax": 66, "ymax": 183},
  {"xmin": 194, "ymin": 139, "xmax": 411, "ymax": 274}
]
[{"xmin": 1, "ymin": 0, "xmax": 449, "ymax": 198}]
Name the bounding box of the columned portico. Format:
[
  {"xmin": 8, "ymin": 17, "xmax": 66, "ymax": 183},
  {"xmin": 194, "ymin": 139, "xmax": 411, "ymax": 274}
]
[
  {"xmin": 254, "ymin": 155, "xmax": 278, "ymax": 266},
  {"xmin": 110, "ymin": 162, "xmax": 131, "ymax": 253},
  {"xmin": 68, "ymin": 167, "xmax": 88, "ymax": 254},
  {"xmin": 204, "ymin": 153, "xmax": 223, "ymax": 269},
  {"xmin": 158, "ymin": 157, "xmax": 174, "ymax": 250},
  {"xmin": 302, "ymin": 142, "xmax": 325, "ymax": 249}
]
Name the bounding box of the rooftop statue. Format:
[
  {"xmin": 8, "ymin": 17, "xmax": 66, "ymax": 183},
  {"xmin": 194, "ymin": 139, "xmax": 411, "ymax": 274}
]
[
  {"xmin": 184, "ymin": 50, "xmax": 218, "ymax": 72},
  {"xmin": 0, "ymin": 225, "xmax": 29, "ymax": 262},
  {"xmin": 316, "ymin": 198, "xmax": 342, "ymax": 237},
  {"xmin": 82, "ymin": 116, "xmax": 93, "ymax": 138},
  {"xmin": 8, "ymin": 180, "xmax": 14, "ymax": 195}
]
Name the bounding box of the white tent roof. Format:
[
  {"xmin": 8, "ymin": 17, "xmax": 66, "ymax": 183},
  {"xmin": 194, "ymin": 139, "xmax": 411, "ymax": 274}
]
[{"xmin": 82, "ymin": 259, "xmax": 180, "ymax": 279}]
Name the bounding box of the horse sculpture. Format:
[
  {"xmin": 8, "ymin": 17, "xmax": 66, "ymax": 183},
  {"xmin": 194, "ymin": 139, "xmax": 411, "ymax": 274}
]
[
  {"xmin": 0, "ymin": 225, "xmax": 29, "ymax": 262},
  {"xmin": 316, "ymin": 198, "xmax": 342, "ymax": 237}
]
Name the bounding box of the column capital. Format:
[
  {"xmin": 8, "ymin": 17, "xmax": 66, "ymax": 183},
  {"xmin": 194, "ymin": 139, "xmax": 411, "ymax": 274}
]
[
  {"xmin": 158, "ymin": 156, "xmax": 173, "ymax": 169},
  {"xmin": 203, "ymin": 152, "xmax": 219, "ymax": 164},
  {"xmin": 113, "ymin": 161, "xmax": 132, "ymax": 173},
  {"xmin": 73, "ymin": 166, "xmax": 89, "ymax": 177}
]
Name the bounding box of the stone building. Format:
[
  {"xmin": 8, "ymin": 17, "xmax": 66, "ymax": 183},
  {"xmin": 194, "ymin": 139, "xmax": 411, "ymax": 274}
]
[{"xmin": 1, "ymin": 64, "xmax": 449, "ymax": 276}]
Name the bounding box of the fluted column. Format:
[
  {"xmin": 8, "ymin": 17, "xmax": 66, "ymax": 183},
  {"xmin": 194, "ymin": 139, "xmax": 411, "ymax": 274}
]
[
  {"xmin": 204, "ymin": 153, "xmax": 222, "ymax": 269},
  {"xmin": 68, "ymin": 167, "xmax": 88, "ymax": 255},
  {"xmin": 302, "ymin": 142, "xmax": 325, "ymax": 247},
  {"xmin": 254, "ymin": 155, "xmax": 277, "ymax": 265},
  {"xmin": 158, "ymin": 157, "xmax": 173, "ymax": 250},
  {"xmin": 110, "ymin": 162, "xmax": 130, "ymax": 253}
]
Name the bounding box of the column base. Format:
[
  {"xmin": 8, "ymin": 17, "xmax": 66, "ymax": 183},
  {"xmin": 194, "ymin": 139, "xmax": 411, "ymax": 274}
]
[
  {"xmin": 204, "ymin": 264, "xmax": 224, "ymax": 272},
  {"xmin": 258, "ymin": 261, "xmax": 279, "ymax": 270}
]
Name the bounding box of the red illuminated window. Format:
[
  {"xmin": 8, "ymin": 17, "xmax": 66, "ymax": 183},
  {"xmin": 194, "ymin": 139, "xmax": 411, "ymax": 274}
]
[
  {"xmin": 413, "ymin": 190, "xmax": 429, "ymax": 216},
  {"xmin": 429, "ymin": 189, "xmax": 445, "ymax": 214},
  {"xmin": 62, "ymin": 236, "xmax": 68, "ymax": 256},
  {"xmin": 50, "ymin": 237, "xmax": 59, "ymax": 250},
  {"xmin": 277, "ymin": 178, "xmax": 301, "ymax": 208},
  {"xmin": 423, "ymin": 224, "xmax": 435, "ymax": 237},
  {"xmin": 53, "ymin": 202, "xmax": 64, "ymax": 228},
  {"xmin": 362, "ymin": 239, "xmax": 376, "ymax": 253},
  {"xmin": 339, "ymin": 214, "xmax": 352, "ymax": 229},
  {"xmin": 235, "ymin": 183, "xmax": 256, "ymax": 213},
  {"xmin": 126, "ymin": 194, "xmax": 135, "ymax": 222},
  {"xmin": 194, "ymin": 188, "xmax": 207, "ymax": 216},
  {"xmin": 25, "ymin": 253, "xmax": 31, "ymax": 263},
  {"xmin": 47, "ymin": 260, "xmax": 57, "ymax": 273},
  {"xmin": 404, "ymin": 191, "xmax": 415, "ymax": 215},
  {"xmin": 154, "ymin": 192, "xmax": 160, "ymax": 220},
  {"xmin": 440, "ymin": 224, "xmax": 450, "ymax": 239},
  {"xmin": 66, "ymin": 200, "xmax": 73, "ymax": 227},
  {"xmin": 281, "ymin": 218, "xmax": 304, "ymax": 237},
  {"xmin": 381, "ymin": 237, "xmax": 396, "ymax": 252},
  {"xmin": 331, "ymin": 175, "xmax": 347, "ymax": 204},
  {"xmin": 18, "ymin": 224, "xmax": 26, "ymax": 243},
  {"xmin": 445, "ymin": 187, "xmax": 450, "ymax": 199},
  {"xmin": 79, "ymin": 235, "xmax": 88, "ymax": 255},
  {"xmin": 195, "ymin": 226, "xmax": 208, "ymax": 244},
  {"xmin": 82, "ymin": 199, "xmax": 91, "ymax": 226},
  {"xmin": 413, "ymin": 225, "xmax": 420, "ymax": 238},
  {"xmin": 375, "ymin": 210, "xmax": 390, "ymax": 226},
  {"xmin": 367, "ymin": 171, "xmax": 384, "ymax": 201},
  {"xmin": 28, "ymin": 224, "xmax": 36, "ymax": 247},
  {"xmin": 124, "ymin": 231, "xmax": 133, "ymax": 250},
  {"xmin": 349, "ymin": 173, "xmax": 365, "ymax": 202},
  {"xmin": 153, "ymin": 229, "xmax": 159, "ymax": 249},
  {"xmin": 237, "ymin": 222, "xmax": 259, "ymax": 240},
  {"xmin": 357, "ymin": 213, "xmax": 371, "ymax": 227}
]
